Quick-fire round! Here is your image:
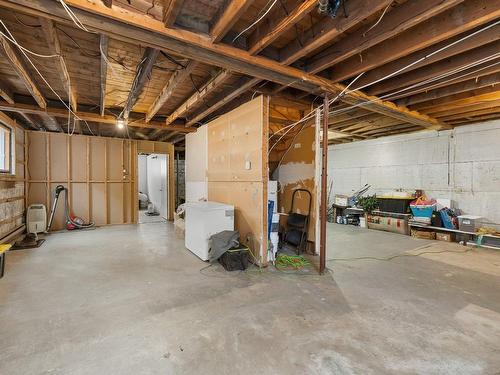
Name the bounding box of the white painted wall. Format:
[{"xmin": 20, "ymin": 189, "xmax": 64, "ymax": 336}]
[
  {"xmin": 138, "ymin": 154, "xmax": 148, "ymax": 194},
  {"xmin": 328, "ymin": 120, "xmax": 500, "ymax": 227},
  {"xmin": 185, "ymin": 126, "xmax": 208, "ymax": 202}
]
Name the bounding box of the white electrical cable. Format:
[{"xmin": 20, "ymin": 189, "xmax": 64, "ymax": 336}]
[
  {"xmin": 327, "ymin": 53, "xmax": 500, "ymax": 118},
  {"xmin": 232, "ymin": 0, "xmax": 278, "ymax": 43},
  {"xmin": 0, "ymin": 21, "xmax": 95, "ymax": 136},
  {"xmin": 362, "ymin": 1, "xmax": 393, "ymax": 37},
  {"xmin": 354, "ymin": 20, "xmax": 500, "ymax": 93}
]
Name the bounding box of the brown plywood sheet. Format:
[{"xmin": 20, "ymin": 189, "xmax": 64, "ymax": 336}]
[
  {"xmin": 71, "ymin": 136, "xmax": 87, "ymax": 181},
  {"xmin": 90, "ymin": 137, "xmax": 106, "ymax": 181},
  {"xmin": 91, "ymin": 183, "xmax": 106, "ymax": 225},
  {"xmin": 107, "ymin": 139, "xmax": 123, "ymax": 181},
  {"xmin": 49, "ymin": 134, "xmax": 68, "ymax": 182},
  {"xmin": 108, "ymin": 183, "xmax": 124, "ymax": 224},
  {"xmin": 27, "ymin": 132, "xmax": 47, "ymax": 181}
]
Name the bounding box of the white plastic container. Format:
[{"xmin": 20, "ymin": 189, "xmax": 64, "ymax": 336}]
[{"xmin": 185, "ymin": 201, "xmax": 234, "ymax": 261}]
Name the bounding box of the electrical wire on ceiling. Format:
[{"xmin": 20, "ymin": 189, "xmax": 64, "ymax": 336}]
[
  {"xmin": 362, "ymin": 1, "xmax": 392, "ymax": 37},
  {"xmin": 232, "ymin": 0, "xmax": 278, "ymax": 43},
  {"xmin": 0, "ymin": 20, "xmax": 95, "ymax": 136}
]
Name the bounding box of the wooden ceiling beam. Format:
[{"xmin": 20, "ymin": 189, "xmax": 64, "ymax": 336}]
[
  {"xmin": 327, "ymin": 1, "xmax": 500, "ymax": 81},
  {"xmin": 0, "ymin": 101, "xmax": 196, "ymax": 132},
  {"xmin": 146, "ymin": 60, "xmax": 197, "ymax": 122},
  {"xmin": 354, "ymin": 22, "xmax": 500, "ymax": 91},
  {"xmin": 5, "ymin": 0, "xmax": 446, "ymax": 130},
  {"xmin": 440, "ymin": 106, "xmax": 500, "ymax": 122},
  {"xmin": 99, "ymin": 34, "xmax": 108, "ymax": 116},
  {"xmin": 396, "ymin": 72, "xmax": 500, "ymax": 107},
  {"xmin": 307, "ymin": 0, "xmax": 466, "ymax": 75},
  {"xmin": 410, "ymin": 86, "xmax": 500, "ymax": 112},
  {"xmin": 210, "ymin": 0, "xmax": 255, "ymax": 43},
  {"xmin": 367, "ymin": 41, "xmax": 500, "ymax": 96},
  {"xmin": 421, "ymin": 91, "xmax": 500, "ymax": 113},
  {"xmin": 279, "ymin": 0, "xmax": 391, "ymax": 65},
  {"xmin": 0, "ymin": 30, "xmax": 46, "ymax": 108},
  {"xmin": 247, "ymin": 0, "xmax": 317, "ymax": 55},
  {"xmin": 386, "ymin": 63, "xmax": 500, "ymax": 101},
  {"xmin": 162, "ymin": 0, "xmax": 183, "ymax": 26},
  {"xmin": 39, "ymin": 18, "xmax": 77, "ymax": 111},
  {"xmin": 122, "ymin": 47, "xmax": 159, "ymax": 120},
  {"xmin": 185, "ymin": 77, "xmax": 261, "ymax": 127},
  {"xmin": 428, "ymin": 100, "xmax": 500, "ymax": 118},
  {"xmin": 0, "ymin": 81, "xmax": 14, "ymax": 104},
  {"xmin": 166, "ymin": 69, "xmax": 231, "ymax": 126}
]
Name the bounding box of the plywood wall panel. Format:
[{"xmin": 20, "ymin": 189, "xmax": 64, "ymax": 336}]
[
  {"xmin": 108, "ymin": 183, "xmax": 124, "ymax": 224},
  {"xmin": 107, "ymin": 139, "xmax": 123, "ymax": 181},
  {"xmin": 27, "ymin": 183, "xmax": 46, "ymax": 207},
  {"xmin": 91, "ymin": 183, "xmax": 106, "ymax": 225},
  {"xmin": 50, "ymin": 134, "xmax": 68, "ymax": 182},
  {"xmin": 206, "ymin": 96, "xmax": 268, "ymax": 263},
  {"xmin": 27, "ymin": 132, "xmax": 47, "ymax": 181},
  {"xmin": 207, "ymin": 117, "xmax": 231, "ymax": 181},
  {"xmin": 71, "ymin": 136, "xmax": 87, "ymax": 181},
  {"xmin": 90, "ymin": 138, "xmax": 106, "ymax": 181}
]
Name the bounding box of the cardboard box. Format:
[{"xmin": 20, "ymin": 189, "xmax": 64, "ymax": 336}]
[
  {"xmin": 436, "ymin": 232, "xmax": 455, "ymax": 242},
  {"xmin": 411, "ymin": 229, "xmax": 436, "ymax": 240}
]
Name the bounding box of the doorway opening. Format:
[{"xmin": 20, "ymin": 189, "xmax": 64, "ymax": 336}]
[{"xmin": 137, "ymin": 153, "xmax": 169, "ymax": 224}]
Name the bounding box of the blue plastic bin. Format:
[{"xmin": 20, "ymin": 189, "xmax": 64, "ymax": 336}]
[{"xmin": 410, "ymin": 204, "xmax": 435, "ymax": 218}]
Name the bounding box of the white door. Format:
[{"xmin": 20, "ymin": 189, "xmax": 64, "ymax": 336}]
[{"xmin": 146, "ymin": 154, "xmax": 168, "ymax": 219}]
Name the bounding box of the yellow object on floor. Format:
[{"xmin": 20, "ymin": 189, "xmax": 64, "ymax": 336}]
[{"xmin": 0, "ymin": 244, "xmax": 12, "ymax": 254}]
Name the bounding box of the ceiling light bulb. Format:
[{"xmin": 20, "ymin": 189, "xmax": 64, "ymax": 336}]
[{"xmin": 116, "ymin": 118, "xmax": 126, "ymax": 129}]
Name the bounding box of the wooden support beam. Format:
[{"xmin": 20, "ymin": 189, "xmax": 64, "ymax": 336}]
[
  {"xmin": 307, "ymin": 0, "xmax": 466, "ymax": 74},
  {"xmin": 185, "ymin": 77, "xmax": 260, "ymax": 126},
  {"xmin": 0, "ymin": 101, "xmax": 196, "ymax": 132},
  {"xmin": 18, "ymin": 113, "xmax": 40, "ymax": 130},
  {"xmin": 162, "ymin": 0, "xmax": 183, "ymax": 26},
  {"xmin": 279, "ymin": 0, "xmax": 391, "ymax": 65},
  {"xmin": 367, "ymin": 41, "xmax": 500, "ymax": 96},
  {"xmin": 99, "ymin": 34, "xmax": 108, "ymax": 117},
  {"xmin": 410, "ymin": 86, "xmax": 500, "ymax": 112},
  {"xmin": 427, "ymin": 100, "xmax": 500, "ymax": 118},
  {"xmin": 420, "ymin": 91, "xmax": 500, "ymax": 114},
  {"xmin": 146, "ymin": 60, "xmax": 197, "ymax": 122},
  {"xmin": 324, "ymin": 0, "xmax": 500, "ymax": 82},
  {"xmin": 0, "ymin": 29, "xmax": 46, "ymax": 108},
  {"xmin": 39, "ymin": 18, "xmax": 77, "ymax": 111},
  {"xmin": 396, "ymin": 72, "xmax": 500, "ymax": 107},
  {"xmin": 210, "ymin": 0, "xmax": 255, "ymax": 43},
  {"xmin": 354, "ymin": 22, "xmax": 500, "ymax": 91},
  {"xmin": 247, "ymin": 0, "xmax": 317, "ymax": 55},
  {"xmin": 0, "ymin": 81, "xmax": 14, "ymax": 104},
  {"xmin": 441, "ymin": 106, "xmax": 500, "ymax": 122},
  {"xmin": 4, "ymin": 0, "xmax": 446, "ymax": 130},
  {"xmin": 386, "ymin": 63, "xmax": 500, "ymax": 101},
  {"xmin": 122, "ymin": 47, "xmax": 159, "ymax": 120},
  {"xmin": 167, "ymin": 70, "xmax": 231, "ymax": 126},
  {"xmin": 101, "ymin": 0, "xmax": 112, "ymax": 7}
]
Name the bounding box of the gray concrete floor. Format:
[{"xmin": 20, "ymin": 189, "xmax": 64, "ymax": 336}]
[{"xmin": 0, "ymin": 223, "xmax": 499, "ymax": 374}]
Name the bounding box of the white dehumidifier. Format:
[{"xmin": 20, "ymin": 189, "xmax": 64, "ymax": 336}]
[{"xmin": 27, "ymin": 204, "xmax": 47, "ymax": 236}]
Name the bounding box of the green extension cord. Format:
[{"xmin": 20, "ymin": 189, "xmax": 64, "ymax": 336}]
[{"xmin": 275, "ymin": 254, "xmax": 311, "ymax": 270}]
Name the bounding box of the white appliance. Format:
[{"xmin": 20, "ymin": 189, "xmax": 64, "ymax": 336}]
[
  {"xmin": 185, "ymin": 201, "xmax": 234, "ymax": 261},
  {"xmin": 27, "ymin": 204, "xmax": 47, "ymax": 234}
]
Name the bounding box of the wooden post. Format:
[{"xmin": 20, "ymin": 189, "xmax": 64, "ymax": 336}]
[{"xmin": 319, "ymin": 95, "xmax": 329, "ymax": 274}]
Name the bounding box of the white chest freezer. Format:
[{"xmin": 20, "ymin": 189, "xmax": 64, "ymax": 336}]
[{"xmin": 185, "ymin": 201, "xmax": 234, "ymax": 261}]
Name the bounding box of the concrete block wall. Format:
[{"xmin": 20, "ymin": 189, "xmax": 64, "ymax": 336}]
[{"xmin": 328, "ymin": 120, "xmax": 500, "ymax": 227}]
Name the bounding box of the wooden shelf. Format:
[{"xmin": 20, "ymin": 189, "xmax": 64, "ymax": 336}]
[{"xmin": 409, "ymin": 222, "xmax": 500, "ymax": 239}]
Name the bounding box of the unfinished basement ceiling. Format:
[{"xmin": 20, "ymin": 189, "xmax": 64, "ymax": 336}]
[{"xmin": 0, "ymin": 0, "xmax": 498, "ymax": 147}]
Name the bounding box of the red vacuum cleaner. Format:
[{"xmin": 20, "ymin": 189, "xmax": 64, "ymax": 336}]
[{"xmin": 47, "ymin": 185, "xmax": 94, "ymax": 231}]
